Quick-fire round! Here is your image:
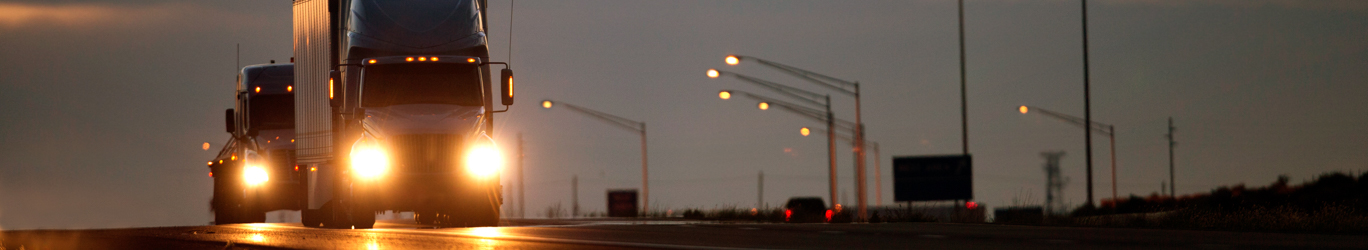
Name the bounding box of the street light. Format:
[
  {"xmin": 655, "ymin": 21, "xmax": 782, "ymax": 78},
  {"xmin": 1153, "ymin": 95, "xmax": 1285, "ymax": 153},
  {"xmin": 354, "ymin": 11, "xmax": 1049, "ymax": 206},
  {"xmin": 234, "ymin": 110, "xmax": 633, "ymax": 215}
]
[
  {"xmin": 757, "ymin": 102, "xmax": 769, "ymax": 110},
  {"xmin": 718, "ymin": 91, "xmax": 731, "ymax": 100},
  {"xmin": 800, "ymin": 126, "xmax": 884, "ymax": 206},
  {"xmin": 715, "ymin": 86, "xmax": 841, "ymax": 210},
  {"xmin": 543, "ymin": 99, "xmax": 651, "ymax": 214},
  {"xmin": 1019, "ymin": 105, "xmax": 1117, "ymax": 204},
  {"xmin": 800, "ymin": 127, "xmax": 811, "ymax": 137},
  {"xmin": 722, "ymin": 55, "xmax": 870, "ymax": 221}
]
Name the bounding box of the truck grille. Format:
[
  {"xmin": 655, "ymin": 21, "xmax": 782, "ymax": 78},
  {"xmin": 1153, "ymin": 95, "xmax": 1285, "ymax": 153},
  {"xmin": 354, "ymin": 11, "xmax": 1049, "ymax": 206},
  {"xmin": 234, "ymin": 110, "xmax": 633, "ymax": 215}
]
[{"xmin": 386, "ymin": 134, "xmax": 462, "ymax": 173}]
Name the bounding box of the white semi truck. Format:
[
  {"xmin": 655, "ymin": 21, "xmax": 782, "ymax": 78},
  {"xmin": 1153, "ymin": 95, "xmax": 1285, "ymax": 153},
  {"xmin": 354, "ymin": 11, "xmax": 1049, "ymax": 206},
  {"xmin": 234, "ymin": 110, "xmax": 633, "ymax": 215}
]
[{"xmin": 293, "ymin": 0, "xmax": 515, "ymax": 228}]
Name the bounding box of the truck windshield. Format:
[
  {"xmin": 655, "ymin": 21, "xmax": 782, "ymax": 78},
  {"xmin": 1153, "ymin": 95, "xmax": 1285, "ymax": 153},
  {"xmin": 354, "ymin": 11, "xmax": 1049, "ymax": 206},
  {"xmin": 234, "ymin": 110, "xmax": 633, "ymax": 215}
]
[
  {"xmin": 361, "ymin": 64, "xmax": 483, "ymax": 107},
  {"xmin": 249, "ymin": 95, "xmax": 294, "ymax": 130}
]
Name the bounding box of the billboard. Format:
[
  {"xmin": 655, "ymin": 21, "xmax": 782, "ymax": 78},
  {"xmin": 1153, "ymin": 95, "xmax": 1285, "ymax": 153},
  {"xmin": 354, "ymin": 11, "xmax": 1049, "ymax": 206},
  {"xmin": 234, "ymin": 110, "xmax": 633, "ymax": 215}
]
[
  {"xmin": 893, "ymin": 155, "xmax": 972, "ymax": 201},
  {"xmin": 607, "ymin": 189, "xmax": 639, "ymax": 217}
]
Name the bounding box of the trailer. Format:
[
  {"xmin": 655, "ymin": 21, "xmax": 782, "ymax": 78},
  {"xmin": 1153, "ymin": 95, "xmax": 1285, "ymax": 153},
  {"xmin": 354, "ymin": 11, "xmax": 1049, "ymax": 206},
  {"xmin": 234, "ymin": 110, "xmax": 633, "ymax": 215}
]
[{"xmin": 293, "ymin": 0, "xmax": 515, "ymax": 228}]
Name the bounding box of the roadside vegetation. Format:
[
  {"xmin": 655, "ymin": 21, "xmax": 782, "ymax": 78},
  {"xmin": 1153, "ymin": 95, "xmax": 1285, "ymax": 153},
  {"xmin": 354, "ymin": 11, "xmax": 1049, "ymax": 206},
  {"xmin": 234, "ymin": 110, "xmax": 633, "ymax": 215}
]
[{"xmin": 1053, "ymin": 171, "xmax": 1368, "ymax": 233}]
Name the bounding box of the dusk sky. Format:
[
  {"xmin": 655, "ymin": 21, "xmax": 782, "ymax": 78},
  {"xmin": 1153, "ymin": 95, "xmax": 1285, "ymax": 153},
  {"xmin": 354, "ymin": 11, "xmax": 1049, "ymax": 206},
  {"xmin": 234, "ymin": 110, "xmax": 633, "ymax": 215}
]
[{"xmin": 1, "ymin": 0, "xmax": 1365, "ymax": 229}]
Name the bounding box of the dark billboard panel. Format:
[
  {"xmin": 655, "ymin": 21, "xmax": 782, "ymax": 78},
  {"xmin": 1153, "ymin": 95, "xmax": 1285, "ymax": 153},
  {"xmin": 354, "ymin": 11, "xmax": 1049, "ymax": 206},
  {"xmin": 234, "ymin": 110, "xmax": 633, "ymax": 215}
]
[
  {"xmin": 607, "ymin": 189, "xmax": 639, "ymax": 217},
  {"xmin": 893, "ymin": 155, "xmax": 972, "ymax": 201}
]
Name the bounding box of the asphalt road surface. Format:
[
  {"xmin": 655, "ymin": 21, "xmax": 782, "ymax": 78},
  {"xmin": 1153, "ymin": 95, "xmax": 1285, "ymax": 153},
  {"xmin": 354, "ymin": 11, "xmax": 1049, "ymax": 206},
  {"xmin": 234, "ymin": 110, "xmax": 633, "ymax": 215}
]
[{"xmin": 2, "ymin": 219, "xmax": 1365, "ymax": 249}]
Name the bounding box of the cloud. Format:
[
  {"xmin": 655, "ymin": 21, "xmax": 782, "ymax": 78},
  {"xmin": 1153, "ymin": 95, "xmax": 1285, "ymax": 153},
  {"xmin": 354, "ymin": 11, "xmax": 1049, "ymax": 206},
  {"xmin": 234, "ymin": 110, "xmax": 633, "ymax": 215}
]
[{"xmin": 0, "ymin": 2, "xmax": 205, "ymax": 30}]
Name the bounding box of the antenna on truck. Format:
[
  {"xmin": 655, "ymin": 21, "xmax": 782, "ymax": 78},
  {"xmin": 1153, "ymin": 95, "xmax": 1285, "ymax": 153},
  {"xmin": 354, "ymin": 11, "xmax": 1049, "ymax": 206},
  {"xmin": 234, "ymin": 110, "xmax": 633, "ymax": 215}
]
[{"xmin": 508, "ymin": 0, "xmax": 514, "ymax": 64}]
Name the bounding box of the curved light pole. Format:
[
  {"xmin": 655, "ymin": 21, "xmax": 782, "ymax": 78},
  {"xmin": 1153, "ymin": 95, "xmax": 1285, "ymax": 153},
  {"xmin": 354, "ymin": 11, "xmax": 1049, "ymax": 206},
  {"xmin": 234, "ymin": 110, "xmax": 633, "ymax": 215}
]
[
  {"xmin": 801, "ymin": 126, "xmax": 882, "ymax": 206},
  {"xmin": 721, "ymin": 56, "xmax": 870, "ymax": 221},
  {"xmin": 715, "ymin": 86, "xmax": 842, "ymax": 210},
  {"xmin": 542, "ymin": 100, "xmax": 650, "ymax": 214},
  {"xmin": 1019, "ymin": 105, "xmax": 1116, "ymax": 204}
]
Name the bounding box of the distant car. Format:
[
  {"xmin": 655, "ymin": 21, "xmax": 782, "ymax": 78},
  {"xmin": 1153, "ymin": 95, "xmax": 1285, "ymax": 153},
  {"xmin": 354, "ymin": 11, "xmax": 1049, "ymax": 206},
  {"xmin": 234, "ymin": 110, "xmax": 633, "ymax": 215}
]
[{"xmin": 783, "ymin": 197, "xmax": 829, "ymax": 223}]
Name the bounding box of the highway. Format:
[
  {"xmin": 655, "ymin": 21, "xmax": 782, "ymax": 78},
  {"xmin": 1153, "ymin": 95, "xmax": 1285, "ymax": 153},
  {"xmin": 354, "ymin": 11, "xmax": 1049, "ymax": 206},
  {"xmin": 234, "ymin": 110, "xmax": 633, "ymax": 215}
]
[{"xmin": 2, "ymin": 218, "xmax": 1365, "ymax": 249}]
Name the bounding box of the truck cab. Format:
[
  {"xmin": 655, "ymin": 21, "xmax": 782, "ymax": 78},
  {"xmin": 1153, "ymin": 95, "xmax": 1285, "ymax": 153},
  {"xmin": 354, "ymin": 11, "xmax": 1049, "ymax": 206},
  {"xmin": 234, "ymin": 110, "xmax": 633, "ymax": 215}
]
[
  {"xmin": 294, "ymin": 0, "xmax": 514, "ymax": 229},
  {"xmin": 209, "ymin": 63, "xmax": 304, "ymax": 224}
]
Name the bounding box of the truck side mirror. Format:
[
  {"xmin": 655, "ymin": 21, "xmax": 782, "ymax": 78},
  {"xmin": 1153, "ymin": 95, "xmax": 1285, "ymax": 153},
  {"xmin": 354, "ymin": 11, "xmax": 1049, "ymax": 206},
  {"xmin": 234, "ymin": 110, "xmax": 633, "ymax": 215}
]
[
  {"xmin": 329, "ymin": 70, "xmax": 342, "ymax": 107},
  {"xmin": 500, "ymin": 68, "xmax": 514, "ymax": 106},
  {"xmin": 225, "ymin": 109, "xmax": 236, "ymax": 133}
]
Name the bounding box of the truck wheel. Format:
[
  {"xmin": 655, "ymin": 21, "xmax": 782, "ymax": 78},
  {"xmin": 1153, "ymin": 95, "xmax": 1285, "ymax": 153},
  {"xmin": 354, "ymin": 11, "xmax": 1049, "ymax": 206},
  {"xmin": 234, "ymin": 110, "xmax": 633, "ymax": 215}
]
[
  {"xmin": 214, "ymin": 209, "xmax": 238, "ymax": 225},
  {"xmin": 240, "ymin": 206, "xmax": 266, "ymax": 223},
  {"xmin": 351, "ymin": 210, "xmax": 376, "ymax": 229},
  {"xmin": 301, "ymin": 209, "xmax": 323, "ymax": 227}
]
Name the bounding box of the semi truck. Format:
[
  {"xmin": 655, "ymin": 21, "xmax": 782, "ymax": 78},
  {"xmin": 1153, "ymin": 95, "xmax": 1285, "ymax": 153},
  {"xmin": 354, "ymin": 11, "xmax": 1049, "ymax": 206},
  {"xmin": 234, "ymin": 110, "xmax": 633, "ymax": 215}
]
[
  {"xmin": 209, "ymin": 63, "xmax": 304, "ymax": 224},
  {"xmin": 293, "ymin": 0, "xmax": 515, "ymax": 228}
]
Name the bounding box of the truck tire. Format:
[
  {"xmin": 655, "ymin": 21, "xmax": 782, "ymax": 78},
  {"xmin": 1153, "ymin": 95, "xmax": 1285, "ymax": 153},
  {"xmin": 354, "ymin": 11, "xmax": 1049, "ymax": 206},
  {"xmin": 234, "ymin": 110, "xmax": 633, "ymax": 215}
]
[
  {"xmin": 351, "ymin": 208, "xmax": 376, "ymax": 229},
  {"xmin": 214, "ymin": 209, "xmax": 238, "ymax": 225},
  {"xmin": 301, "ymin": 208, "xmax": 324, "ymax": 227}
]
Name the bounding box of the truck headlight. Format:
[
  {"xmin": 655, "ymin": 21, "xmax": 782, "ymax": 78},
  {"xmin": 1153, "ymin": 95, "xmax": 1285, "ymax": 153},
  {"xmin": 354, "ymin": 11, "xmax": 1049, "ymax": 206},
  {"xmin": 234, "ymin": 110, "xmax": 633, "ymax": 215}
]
[
  {"xmin": 351, "ymin": 147, "xmax": 390, "ymax": 179},
  {"xmin": 464, "ymin": 145, "xmax": 502, "ymax": 178},
  {"xmin": 244, "ymin": 165, "xmax": 269, "ymax": 186}
]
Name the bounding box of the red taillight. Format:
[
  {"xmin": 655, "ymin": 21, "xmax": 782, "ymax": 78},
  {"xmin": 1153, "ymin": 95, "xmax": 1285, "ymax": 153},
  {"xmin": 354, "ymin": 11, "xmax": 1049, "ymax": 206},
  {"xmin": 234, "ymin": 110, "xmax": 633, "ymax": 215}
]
[
  {"xmin": 966, "ymin": 201, "xmax": 979, "ymax": 209},
  {"xmin": 784, "ymin": 209, "xmax": 792, "ymax": 221},
  {"xmin": 825, "ymin": 210, "xmax": 833, "ymax": 222},
  {"xmin": 208, "ymin": 172, "xmax": 213, "ymax": 177}
]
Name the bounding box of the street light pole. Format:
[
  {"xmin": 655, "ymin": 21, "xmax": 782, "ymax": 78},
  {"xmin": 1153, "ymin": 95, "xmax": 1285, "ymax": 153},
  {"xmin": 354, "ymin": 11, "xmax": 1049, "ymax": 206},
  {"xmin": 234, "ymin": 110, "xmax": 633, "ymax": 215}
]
[
  {"xmin": 1019, "ymin": 106, "xmax": 1115, "ymax": 204},
  {"xmin": 721, "ymin": 56, "xmax": 868, "ymax": 221},
  {"xmin": 716, "ymin": 86, "xmax": 841, "ymax": 210},
  {"xmin": 542, "ymin": 100, "xmax": 650, "ymax": 215},
  {"xmin": 640, "ymin": 122, "xmax": 649, "ymax": 214}
]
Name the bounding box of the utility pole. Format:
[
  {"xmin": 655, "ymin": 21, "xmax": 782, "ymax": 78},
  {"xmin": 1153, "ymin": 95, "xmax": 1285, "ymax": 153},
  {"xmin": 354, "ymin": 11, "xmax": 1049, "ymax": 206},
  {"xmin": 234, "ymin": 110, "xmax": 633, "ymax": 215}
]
[
  {"xmin": 518, "ymin": 133, "xmax": 525, "ymax": 218},
  {"xmin": 958, "ymin": 0, "xmax": 969, "ymax": 157},
  {"xmin": 1167, "ymin": 117, "xmax": 1176, "ymax": 197},
  {"xmin": 1080, "ymin": 0, "xmax": 1095, "ymax": 208},
  {"xmin": 572, "ymin": 175, "xmax": 579, "ymax": 218},
  {"xmin": 874, "ymin": 142, "xmax": 882, "ymax": 206}
]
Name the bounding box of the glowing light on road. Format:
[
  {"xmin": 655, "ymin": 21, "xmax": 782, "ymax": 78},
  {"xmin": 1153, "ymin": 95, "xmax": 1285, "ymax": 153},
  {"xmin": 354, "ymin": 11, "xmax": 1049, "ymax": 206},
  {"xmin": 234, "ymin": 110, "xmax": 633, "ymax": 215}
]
[
  {"xmin": 758, "ymin": 102, "xmax": 769, "ymax": 110},
  {"xmin": 725, "ymin": 55, "xmax": 740, "ymax": 65},
  {"xmin": 718, "ymin": 91, "xmax": 731, "ymax": 100},
  {"xmin": 800, "ymin": 127, "xmax": 810, "ymax": 136},
  {"xmin": 542, "ymin": 100, "xmax": 553, "ymax": 109},
  {"xmin": 469, "ymin": 227, "xmax": 504, "ymax": 238},
  {"xmin": 1019, "ymin": 106, "xmax": 1029, "ymax": 114},
  {"xmin": 707, "ymin": 69, "xmax": 720, "ymax": 78},
  {"xmin": 250, "ymin": 234, "xmax": 264, "ymax": 242}
]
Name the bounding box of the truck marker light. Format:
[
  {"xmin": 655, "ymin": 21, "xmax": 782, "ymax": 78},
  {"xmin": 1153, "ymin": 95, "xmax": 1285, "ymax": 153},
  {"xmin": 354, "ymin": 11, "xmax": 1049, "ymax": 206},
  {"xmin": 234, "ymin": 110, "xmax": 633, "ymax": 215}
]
[
  {"xmin": 255, "ymin": 86, "xmax": 261, "ymax": 93},
  {"xmin": 431, "ymin": 57, "xmax": 438, "ymax": 62},
  {"xmin": 406, "ymin": 57, "xmax": 414, "ymax": 62},
  {"xmin": 209, "ymin": 172, "xmax": 213, "ymax": 177},
  {"xmin": 291, "ymin": 139, "xmax": 295, "ymax": 143},
  {"xmin": 287, "ymin": 85, "xmax": 293, "ymax": 92},
  {"xmin": 328, "ymin": 78, "xmax": 335, "ymax": 99},
  {"xmin": 467, "ymin": 58, "xmax": 476, "ymax": 63},
  {"xmin": 231, "ymin": 154, "xmax": 237, "ymax": 161},
  {"xmin": 310, "ymin": 167, "xmax": 316, "ymax": 172},
  {"xmin": 368, "ymin": 59, "xmax": 377, "ymax": 64},
  {"xmin": 508, "ymin": 77, "xmax": 514, "ymax": 97},
  {"xmin": 219, "ymin": 160, "xmax": 223, "ymax": 164},
  {"xmin": 294, "ymin": 166, "xmax": 299, "ymax": 171},
  {"xmin": 207, "ymin": 161, "xmax": 213, "ymax": 166},
  {"xmin": 418, "ymin": 57, "xmax": 427, "ymax": 61}
]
